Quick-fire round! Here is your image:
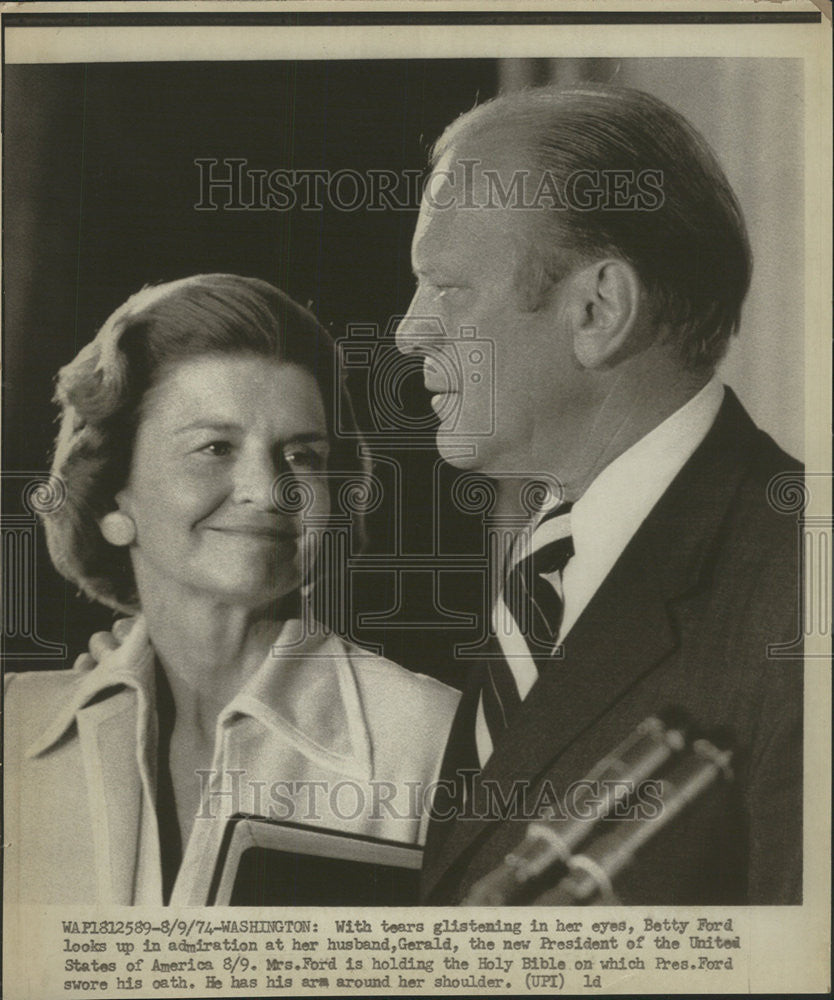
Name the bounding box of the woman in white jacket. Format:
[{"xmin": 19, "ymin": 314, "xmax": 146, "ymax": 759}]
[{"xmin": 4, "ymin": 275, "xmax": 458, "ymax": 906}]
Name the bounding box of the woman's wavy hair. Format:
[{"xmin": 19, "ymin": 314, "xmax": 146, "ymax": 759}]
[{"xmin": 43, "ymin": 274, "xmax": 370, "ymax": 613}]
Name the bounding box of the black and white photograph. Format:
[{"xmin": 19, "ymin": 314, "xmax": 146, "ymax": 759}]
[{"xmin": 2, "ymin": 3, "xmax": 830, "ymax": 997}]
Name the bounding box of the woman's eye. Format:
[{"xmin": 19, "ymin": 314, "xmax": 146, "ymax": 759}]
[
  {"xmin": 200, "ymin": 440, "xmax": 232, "ymax": 457},
  {"xmin": 284, "ymin": 449, "xmax": 324, "ymax": 471}
]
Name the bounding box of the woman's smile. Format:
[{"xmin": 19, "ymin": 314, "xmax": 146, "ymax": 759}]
[
  {"xmin": 203, "ymin": 518, "xmax": 297, "ymax": 539},
  {"xmin": 204, "ymin": 524, "xmax": 299, "ymax": 552}
]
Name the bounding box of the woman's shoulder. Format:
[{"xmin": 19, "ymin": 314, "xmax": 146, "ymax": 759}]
[
  {"xmin": 330, "ymin": 638, "xmax": 459, "ymax": 777},
  {"xmin": 4, "ymin": 664, "xmax": 87, "ymax": 701},
  {"xmin": 333, "ymin": 637, "xmax": 460, "ymax": 711},
  {"xmin": 4, "ymin": 665, "xmax": 91, "ymax": 755},
  {"xmin": 4, "ymin": 655, "xmax": 108, "ymax": 722}
]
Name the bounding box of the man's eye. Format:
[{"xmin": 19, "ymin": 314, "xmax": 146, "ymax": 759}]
[
  {"xmin": 416, "ymin": 277, "xmax": 456, "ymax": 294},
  {"xmin": 431, "ymin": 284, "xmax": 465, "ymax": 303},
  {"xmin": 200, "ymin": 441, "xmax": 232, "ymax": 457}
]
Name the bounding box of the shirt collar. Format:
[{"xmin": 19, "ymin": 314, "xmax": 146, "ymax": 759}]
[
  {"xmin": 219, "ymin": 619, "xmax": 373, "ymax": 780},
  {"xmin": 570, "ymin": 377, "xmax": 725, "ymax": 564},
  {"xmin": 28, "ymin": 616, "xmax": 373, "ymax": 781}
]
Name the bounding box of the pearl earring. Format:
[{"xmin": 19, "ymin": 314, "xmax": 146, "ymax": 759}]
[{"xmin": 100, "ymin": 511, "xmax": 136, "ymax": 546}]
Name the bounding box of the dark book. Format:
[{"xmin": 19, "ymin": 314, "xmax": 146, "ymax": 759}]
[{"xmin": 206, "ymin": 816, "xmax": 423, "ymax": 906}]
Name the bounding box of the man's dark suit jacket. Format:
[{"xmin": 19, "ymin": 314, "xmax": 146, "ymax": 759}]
[{"xmin": 422, "ymin": 388, "xmax": 803, "ymax": 906}]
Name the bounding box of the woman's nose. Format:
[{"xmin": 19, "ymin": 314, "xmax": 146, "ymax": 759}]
[{"xmin": 231, "ymin": 450, "xmax": 279, "ymax": 508}]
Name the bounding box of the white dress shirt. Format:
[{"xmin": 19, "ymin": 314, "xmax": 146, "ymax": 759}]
[
  {"xmin": 555, "ymin": 377, "xmax": 725, "ymax": 643},
  {"xmin": 475, "ymin": 378, "xmax": 724, "ymax": 765}
]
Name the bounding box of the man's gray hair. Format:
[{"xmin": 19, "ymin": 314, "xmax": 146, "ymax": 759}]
[{"xmin": 431, "ymin": 85, "xmax": 752, "ymax": 372}]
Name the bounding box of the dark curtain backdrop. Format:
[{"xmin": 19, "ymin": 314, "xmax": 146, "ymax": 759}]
[{"xmin": 3, "ymin": 60, "xmax": 497, "ymax": 682}]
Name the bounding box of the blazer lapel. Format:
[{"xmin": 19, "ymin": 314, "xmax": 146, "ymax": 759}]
[
  {"xmin": 33, "ymin": 619, "xmax": 159, "ymax": 904},
  {"xmin": 75, "ymin": 694, "xmax": 148, "ymax": 904},
  {"xmin": 423, "ymin": 389, "xmax": 759, "ymax": 900}
]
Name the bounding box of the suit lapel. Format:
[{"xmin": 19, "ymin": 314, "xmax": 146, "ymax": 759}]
[
  {"xmin": 422, "ymin": 389, "xmax": 759, "ymax": 900},
  {"xmin": 423, "ymin": 663, "xmax": 482, "ymax": 864}
]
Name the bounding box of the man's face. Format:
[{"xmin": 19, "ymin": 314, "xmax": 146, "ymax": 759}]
[{"xmin": 396, "ymin": 149, "xmax": 586, "ymax": 480}]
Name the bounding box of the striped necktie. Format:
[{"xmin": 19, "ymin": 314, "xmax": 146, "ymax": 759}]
[{"xmin": 476, "ymin": 504, "xmax": 574, "ymax": 767}]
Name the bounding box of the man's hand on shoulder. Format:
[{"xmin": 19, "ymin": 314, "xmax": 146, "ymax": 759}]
[{"xmin": 72, "ymin": 616, "xmax": 137, "ymax": 671}]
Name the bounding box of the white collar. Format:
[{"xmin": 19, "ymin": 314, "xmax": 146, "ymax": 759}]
[
  {"xmin": 557, "ymin": 378, "xmax": 724, "ymax": 639},
  {"xmin": 27, "ymin": 615, "xmax": 374, "ymax": 781},
  {"xmin": 572, "ymin": 378, "xmax": 724, "ymax": 551}
]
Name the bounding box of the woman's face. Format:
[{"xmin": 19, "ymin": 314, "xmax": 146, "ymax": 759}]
[{"xmin": 114, "ymin": 354, "xmax": 331, "ymax": 608}]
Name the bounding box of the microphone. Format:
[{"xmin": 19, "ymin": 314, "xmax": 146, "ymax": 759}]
[
  {"xmin": 532, "ymin": 733, "xmax": 734, "ymax": 905},
  {"xmin": 462, "ymin": 709, "xmax": 690, "ymax": 905}
]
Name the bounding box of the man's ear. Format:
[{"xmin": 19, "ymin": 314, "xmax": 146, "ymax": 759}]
[{"xmin": 568, "ymin": 260, "xmax": 642, "ymax": 369}]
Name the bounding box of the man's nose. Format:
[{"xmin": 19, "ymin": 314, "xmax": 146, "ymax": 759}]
[
  {"xmin": 395, "ymin": 290, "xmax": 448, "ymax": 355},
  {"xmin": 394, "ymin": 291, "xmax": 423, "ymax": 356}
]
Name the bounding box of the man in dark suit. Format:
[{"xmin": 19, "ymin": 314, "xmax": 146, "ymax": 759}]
[{"xmin": 395, "ymin": 84, "xmax": 802, "ymax": 905}]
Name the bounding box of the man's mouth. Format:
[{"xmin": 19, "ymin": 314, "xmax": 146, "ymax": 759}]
[
  {"xmin": 423, "ymin": 358, "xmax": 458, "ymax": 396},
  {"xmin": 430, "ymin": 392, "xmax": 462, "ymax": 425}
]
